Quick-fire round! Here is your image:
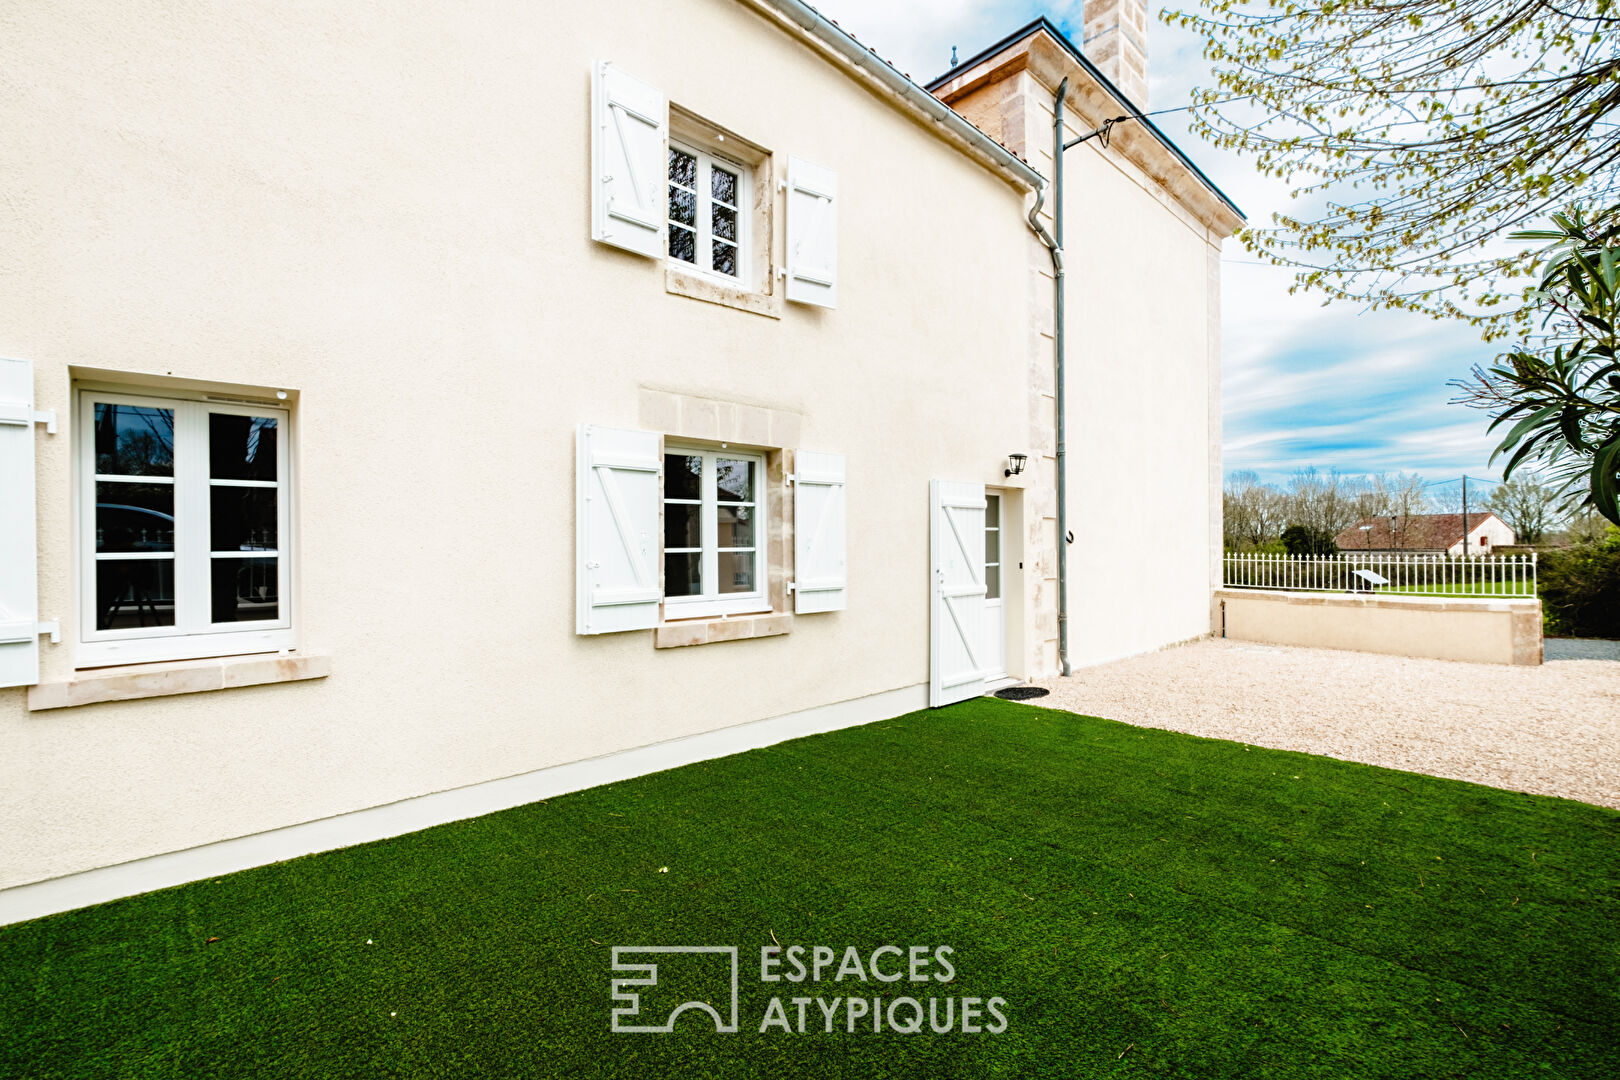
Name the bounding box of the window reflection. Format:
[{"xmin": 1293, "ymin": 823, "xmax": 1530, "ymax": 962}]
[
  {"xmin": 94, "ymin": 404, "xmax": 173, "ymax": 476},
  {"xmin": 211, "ymin": 557, "xmax": 278, "ymax": 623},
  {"xmin": 97, "ymin": 560, "xmax": 176, "ymax": 630},
  {"xmin": 209, "ymin": 414, "xmax": 277, "ymax": 481}
]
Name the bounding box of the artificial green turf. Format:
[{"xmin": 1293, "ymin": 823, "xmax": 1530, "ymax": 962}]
[{"xmin": 3, "ymin": 697, "xmax": 1616, "ymax": 1078}]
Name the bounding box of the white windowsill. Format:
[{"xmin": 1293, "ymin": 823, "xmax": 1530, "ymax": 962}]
[{"xmin": 27, "ymin": 652, "xmax": 331, "ymax": 712}]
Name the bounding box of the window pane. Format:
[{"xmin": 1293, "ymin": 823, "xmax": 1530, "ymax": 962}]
[
  {"xmin": 664, "ymin": 503, "xmax": 701, "ymax": 549},
  {"xmin": 986, "ymin": 527, "xmax": 1000, "ymax": 566},
  {"xmin": 986, "ymin": 563, "xmax": 1000, "ymax": 601},
  {"xmin": 94, "ymin": 404, "xmax": 173, "ymax": 476},
  {"xmin": 669, "ymin": 186, "xmax": 696, "ymax": 227},
  {"xmin": 96, "ymin": 482, "xmax": 174, "ymax": 553},
  {"xmin": 718, "ymin": 505, "xmax": 753, "ymax": 548},
  {"xmin": 668, "ymin": 148, "xmax": 696, "ymax": 188},
  {"xmin": 986, "ymin": 494, "xmax": 1000, "ymax": 528},
  {"xmin": 718, "ymin": 551, "xmax": 755, "ymax": 593},
  {"xmin": 211, "ymin": 487, "xmax": 278, "ymax": 551},
  {"xmin": 210, "ymin": 414, "xmax": 278, "ymax": 481},
  {"xmin": 665, "ymin": 552, "xmax": 701, "ymax": 597},
  {"xmin": 711, "ymin": 240, "xmax": 737, "ymax": 277},
  {"xmin": 711, "ymin": 166, "xmax": 737, "ymax": 206},
  {"xmin": 716, "ymin": 459, "xmax": 753, "ymax": 502},
  {"xmin": 97, "ymin": 559, "xmax": 176, "ymax": 630},
  {"xmin": 669, "ymin": 225, "xmax": 696, "ymax": 263},
  {"xmin": 665, "ymin": 454, "xmax": 702, "ymax": 500},
  {"xmin": 712, "ymin": 204, "xmax": 737, "ymax": 242},
  {"xmin": 211, "ymin": 557, "xmax": 279, "ymax": 623}
]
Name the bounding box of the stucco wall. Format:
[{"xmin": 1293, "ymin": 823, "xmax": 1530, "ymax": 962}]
[
  {"xmin": 0, "ymin": 0, "xmax": 1040, "ymax": 888},
  {"xmin": 1217, "ymin": 589, "xmax": 1544, "ymax": 666}
]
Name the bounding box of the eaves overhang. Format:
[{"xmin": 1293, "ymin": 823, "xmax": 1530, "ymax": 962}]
[
  {"xmin": 744, "ymin": 0, "xmax": 1048, "ymax": 193},
  {"xmin": 929, "ymin": 16, "xmax": 1245, "ymax": 225}
]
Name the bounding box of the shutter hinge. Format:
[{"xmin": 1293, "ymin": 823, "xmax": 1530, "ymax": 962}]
[
  {"xmin": 0, "ymin": 620, "xmax": 60, "ymax": 646},
  {"xmin": 786, "ymin": 582, "xmax": 796, "ymax": 594},
  {"xmin": 785, "ymin": 473, "xmax": 796, "ymax": 484},
  {"xmin": 0, "ymin": 406, "xmax": 57, "ymax": 434}
]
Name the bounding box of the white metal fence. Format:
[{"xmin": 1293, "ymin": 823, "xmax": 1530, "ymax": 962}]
[{"xmin": 1222, "ymin": 552, "xmax": 1538, "ymax": 597}]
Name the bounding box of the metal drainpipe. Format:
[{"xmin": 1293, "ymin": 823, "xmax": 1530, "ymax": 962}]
[{"xmin": 1024, "ymin": 80, "xmax": 1070, "ymax": 676}]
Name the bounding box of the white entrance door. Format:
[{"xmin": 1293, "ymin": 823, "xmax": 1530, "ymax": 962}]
[
  {"xmin": 981, "ymin": 493, "xmax": 1006, "ymax": 681},
  {"xmin": 930, "ymin": 479, "xmax": 986, "ymax": 707}
]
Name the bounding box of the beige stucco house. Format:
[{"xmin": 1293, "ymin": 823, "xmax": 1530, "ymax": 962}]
[{"xmin": 0, "ymin": 0, "xmax": 1241, "ymax": 922}]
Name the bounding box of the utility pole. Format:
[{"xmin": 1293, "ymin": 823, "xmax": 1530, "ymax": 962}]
[{"xmin": 1460, "ymin": 475, "xmax": 1468, "ymax": 557}]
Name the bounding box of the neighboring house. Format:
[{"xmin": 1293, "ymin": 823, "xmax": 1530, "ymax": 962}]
[
  {"xmin": 0, "ymin": 0, "xmax": 1240, "ymax": 920},
  {"xmin": 1335, "ymin": 513, "xmax": 1518, "ymax": 556}
]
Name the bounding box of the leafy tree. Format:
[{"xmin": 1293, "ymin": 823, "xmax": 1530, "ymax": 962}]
[
  {"xmin": 1281, "ymin": 523, "xmax": 1339, "ymax": 556},
  {"xmin": 1484, "ymin": 474, "xmax": 1559, "ymax": 543},
  {"xmin": 1223, "ymin": 470, "xmax": 1285, "ymax": 548},
  {"xmin": 1454, "ymin": 207, "xmax": 1620, "ymax": 524},
  {"xmin": 1169, "ymin": 0, "xmax": 1620, "ymax": 335}
]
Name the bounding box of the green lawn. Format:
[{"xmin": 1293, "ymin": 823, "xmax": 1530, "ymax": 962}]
[{"xmin": 3, "ymin": 698, "xmax": 1616, "ymax": 1078}]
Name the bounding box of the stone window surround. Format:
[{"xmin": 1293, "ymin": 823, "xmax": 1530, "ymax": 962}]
[
  {"xmin": 28, "ymin": 651, "xmax": 330, "ymax": 711},
  {"xmin": 664, "ymin": 106, "xmax": 782, "ymax": 320},
  {"xmin": 640, "ymin": 388, "xmax": 805, "ymax": 649}
]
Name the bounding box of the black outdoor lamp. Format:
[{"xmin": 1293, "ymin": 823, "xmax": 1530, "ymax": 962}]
[{"xmin": 1005, "ymin": 453, "xmax": 1028, "ymax": 478}]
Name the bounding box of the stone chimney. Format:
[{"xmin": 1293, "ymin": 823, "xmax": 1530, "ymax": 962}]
[{"xmin": 1083, "ymin": 0, "xmax": 1149, "ymax": 107}]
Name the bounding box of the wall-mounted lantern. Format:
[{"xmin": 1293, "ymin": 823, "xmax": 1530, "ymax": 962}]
[{"xmin": 1004, "ymin": 453, "xmax": 1028, "ymax": 478}]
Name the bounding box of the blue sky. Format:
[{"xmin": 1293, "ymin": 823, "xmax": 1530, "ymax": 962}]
[{"xmin": 808, "ymin": 0, "xmax": 1511, "ymax": 487}]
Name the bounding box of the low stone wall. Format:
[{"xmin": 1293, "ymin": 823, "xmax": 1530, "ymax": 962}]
[{"xmin": 1215, "ymin": 589, "xmax": 1542, "ymax": 666}]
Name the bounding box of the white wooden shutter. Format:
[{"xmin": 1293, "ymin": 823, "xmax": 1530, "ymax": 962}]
[
  {"xmin": 930, "ymin": 479, "xmax": 986, "ymax": 707},
  {"xmin": 793, "ymin": 451, "xmax": 845, "ymax": 613},
  {"xmin": 0, "ymin": 357, "xmax": 45, "ymax": 687},
  {"xmin": 785, "ymin": 157, "xmax": 837, "ymax": 308},
  {"xmin": 577, "ymin": 424, "xmax": 662, "ymax": 634},
  {"xmin": 591, "ymin": 61, "xmax": 667, "ymax": 258}
]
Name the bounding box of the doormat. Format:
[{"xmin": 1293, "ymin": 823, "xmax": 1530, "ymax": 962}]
[{"xmin": 994, "ymin": 686, "xmax": 1050, "ymax": 701}]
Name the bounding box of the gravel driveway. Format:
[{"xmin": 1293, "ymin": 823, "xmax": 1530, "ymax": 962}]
[{"xmin": 1033, "ymin": 638, "xmax": 1620, "ymax": 809}]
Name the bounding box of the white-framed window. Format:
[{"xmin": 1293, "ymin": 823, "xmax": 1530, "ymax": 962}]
[
  {"xmin": 77, "ymin": 389, "xmax": 293, "ymax": 666},
  {"xmin": 662, "ymin": 446, "xmax": 768, "ymax": 619},
  {"xmin": 667, "ymin": 142, "xmax": 748, "ymax": 284}
]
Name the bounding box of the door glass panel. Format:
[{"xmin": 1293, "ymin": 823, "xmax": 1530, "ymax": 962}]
[
  {"xmin": 97, "ymin": 559, "xmax": 176, "ymax": 630},
  {"xmin": 664, "ymin": 503, "xmax": 701, "ymax": 549},
  {"xmin": 94, "ymin": 404, "xmax": 173, "ymax": 476},
  {"xmin": 986, "ymin": 563, "xmax": 1000, "ymax": 601},
  {"xmin": 716, "ymin": 459, "xmax": 753, "ymax": 502},
  {"xmin": 209, "ymin": 415, "xmax": 278, "ymax": 481},
  {"xmin": 985, "ymin": 494, "xmax": 999, "ymax": 528},
  {"xmin": 665, "ymin": 454, "xmax": 702, "ymax": 500},
  {"xmin": 985, "ymin": 525, "xmax": 1000, "ymax": 565},
  {"xmin": 211, "ymin": 488, "xmax": 278, "ymax": 551},
  {"xmin": 96, "ymin": 482, "xmax": 175, "ymax": 552},
  {"xmin": 717, "ymin": 505, "xmax": 753, "ymax": 548},
  {"xmin": 211, "ymin": 557, "xmax": 279, "ymax": 622},
  {"xmin": 665, "ymin": 552, "xmax": 701, "ymax": 597},
  {"xmin": 718, "ymin": 551, "xmax": 755, "ymax": 593}
]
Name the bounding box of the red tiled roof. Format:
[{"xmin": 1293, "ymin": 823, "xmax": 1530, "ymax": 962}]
[{"xmin": 1334, "ymin": 513, "xmax": 1506, "ymax": 551}]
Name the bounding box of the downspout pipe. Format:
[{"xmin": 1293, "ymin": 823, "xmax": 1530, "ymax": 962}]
[{"xmin": 1025, "ymin": 78, "xmax": 1071, "ymax": 677}]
